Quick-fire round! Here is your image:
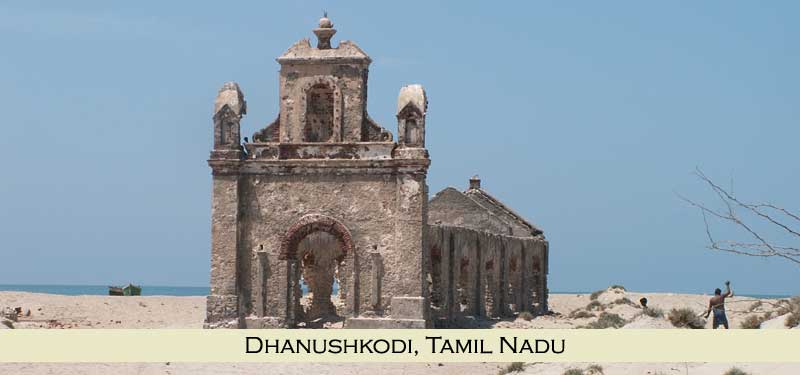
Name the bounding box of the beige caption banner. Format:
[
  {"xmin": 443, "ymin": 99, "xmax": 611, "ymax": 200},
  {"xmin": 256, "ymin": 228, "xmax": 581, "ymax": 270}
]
[{"xmin": 0, "ymin": 329, "xmax": 798, "ymax": 363}]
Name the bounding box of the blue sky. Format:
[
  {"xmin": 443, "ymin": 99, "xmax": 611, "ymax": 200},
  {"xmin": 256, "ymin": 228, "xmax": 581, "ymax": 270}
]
[{"xmin": 1, "ymin": 1, "xmax": 798, "ymax": 295}]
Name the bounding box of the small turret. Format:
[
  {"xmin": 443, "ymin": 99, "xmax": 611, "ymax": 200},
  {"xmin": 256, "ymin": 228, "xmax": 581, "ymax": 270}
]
[
  {"xmin": 211, "ymin": 82, "xmax": 246, "ymax": 159},
  {"xmin": 397, "ymin": 84, "xmax": 427, "ymax": 148}
]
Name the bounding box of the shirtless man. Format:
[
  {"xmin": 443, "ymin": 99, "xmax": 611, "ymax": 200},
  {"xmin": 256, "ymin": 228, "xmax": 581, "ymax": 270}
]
[{"xmin": 703, "ymin": 281, "xmax": 733, "ymax": 329}]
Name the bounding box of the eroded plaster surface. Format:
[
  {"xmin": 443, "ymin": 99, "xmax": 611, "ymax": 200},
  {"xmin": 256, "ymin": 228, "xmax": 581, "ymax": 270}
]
[{"xmin": 206, "ymin": 16, "xmax": 548, "ymax": 329}]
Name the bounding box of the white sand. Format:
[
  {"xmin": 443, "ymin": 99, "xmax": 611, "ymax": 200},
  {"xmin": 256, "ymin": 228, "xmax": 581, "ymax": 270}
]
[
  {"xmin": 1, "ymin": 289, "xmax": 797, "ymax": 375},
  {"xmin": 0, "ymin": 291, "xmax": 204, "ymax": 328},
  {"xmin": 1, "ymin": 288, "xmax": 790, "ymax": 330}
]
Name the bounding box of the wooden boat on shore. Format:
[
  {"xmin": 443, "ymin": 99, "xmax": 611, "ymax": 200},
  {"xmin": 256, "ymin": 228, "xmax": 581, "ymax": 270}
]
[{"xmin": 108, "ymin": 284, "xmax": 141, "ymax": 296}]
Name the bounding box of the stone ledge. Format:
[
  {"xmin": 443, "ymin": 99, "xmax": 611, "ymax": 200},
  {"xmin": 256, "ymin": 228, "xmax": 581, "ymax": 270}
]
[
  {"xmin": 244, "ymin": 316, "xmax": 287, "ymax": 329},
  {"xmin": 246, "ymin": 142, "xmax": 396, "ymax": 161},
  {"xmin": 344, "ymin": 317, "xmax": 428, "ymax": 329},
  {"xmin": 203, "ymin": 319, "xmax": 240, "ymax": 329},
  {"xmin": 393, "ymin": 147, "xmax": 429, "ymax": 160},
  {"xmin": 390, "ymin": 296, "xmax": 426, "ymax": 319}
]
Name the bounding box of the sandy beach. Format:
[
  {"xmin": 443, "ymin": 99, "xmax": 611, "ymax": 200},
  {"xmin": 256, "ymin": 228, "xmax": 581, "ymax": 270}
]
[
  {"xmin": 1, "ymin": 287, "xmax": 794, "ymax": 330},
  {"xmin": 2, "ymin": 287, "xmax": 798, "ymax": 374}
]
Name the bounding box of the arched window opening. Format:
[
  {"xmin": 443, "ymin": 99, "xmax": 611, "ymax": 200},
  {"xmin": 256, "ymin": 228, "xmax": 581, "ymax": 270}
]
[
  {"xmin": 404, "ymin": 119, "xmax": 421, "ymax": 146},
  {"xmin": 295, "ymin": 231, "xmax": 345, "ymax": 327},
  {"xmin": 304, "ymin": 83, "xmax": 334, "ymax": 142}
]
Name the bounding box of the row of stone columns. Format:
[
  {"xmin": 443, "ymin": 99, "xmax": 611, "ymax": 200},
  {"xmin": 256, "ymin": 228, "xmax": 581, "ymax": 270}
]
[{"xmin": 427, "ymin": 225, "xmax": 548, "ymax": 322}]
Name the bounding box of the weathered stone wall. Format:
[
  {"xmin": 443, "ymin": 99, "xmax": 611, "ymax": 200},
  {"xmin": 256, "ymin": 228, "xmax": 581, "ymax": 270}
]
[
  {"xmin": 241, "ymin": 174, "xmax": 402, "ymax": 322},
  {"xmin": 279, "ymin": 63, "xmax": 364, "ymax": 142},
  {"xmin": 426, "ymin": 225, "xmax": 548, "ymax": 325}
]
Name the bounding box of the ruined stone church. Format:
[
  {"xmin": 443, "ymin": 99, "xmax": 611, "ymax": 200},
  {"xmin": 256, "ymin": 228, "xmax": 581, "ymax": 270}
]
[{"xmin": 206, "ymin": 16, "xmax": 549, "ymax": 329}]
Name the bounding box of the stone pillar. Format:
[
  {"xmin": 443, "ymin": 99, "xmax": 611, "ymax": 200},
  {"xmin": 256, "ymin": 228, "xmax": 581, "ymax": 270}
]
[
  {"xmin": 426, "ymin": 226, "xmax": 443, "ymax": 312},
  {"xmin": 285, "ymin": 259, "xmax": 300, "ymax": 327},
  {"xmin": 520, "ymin": 240, "xmax": 532, "ymax": 313},
  {"xmin": 485, "ymin": 235, "xmax": 501, "ymax": 318},
  {"xmin": 346, "ymin": 248, "xmax": 360, "ymax": 317},
  {"xmin": 513, "ymin": 239, "xmax": 523, "ymax": 312},
  {"xmin": 206, "ymin": 82, "xmax": 245, "ymax": 329},
  {"xmin": 369, "ymin": 251, "xmax": 383, "ymax": 312},
  {"xmin": 387, "ymin": 172, "xmax": 428, "ymax": 323},
  {"xmin": 444, "ymin": 231, "xmax": 456, "ymax": 320},
  {"xmin": 255, "ymin": 251, "xmax": 269, "ymax": 317},
  {"xmin": 540, "ymin": 241, "xmax": 550, "ymax": 313},
  {"xmin": 473, "ymin": 234, "xmax": 485, "ymax": 317},
  {"xmin": 499, "ymin": 238, "xmax": 511, "ymax": 317},
  {"xmin": 206, "ymin": 173, "xmax": 240, "ymax": 328}
]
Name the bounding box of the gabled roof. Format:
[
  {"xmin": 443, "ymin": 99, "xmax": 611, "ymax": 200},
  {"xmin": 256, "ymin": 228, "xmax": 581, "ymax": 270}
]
[
  {"xmin": 276, "ymin": 39, "xmax": 371, "ymax": 65},
  {"xmin": 463, "ymin": 186, "xmax": 543, "ymax": 236},
  {"xmin": 429, "ymin": 181, "xmax": 544, "ymax": 238}
]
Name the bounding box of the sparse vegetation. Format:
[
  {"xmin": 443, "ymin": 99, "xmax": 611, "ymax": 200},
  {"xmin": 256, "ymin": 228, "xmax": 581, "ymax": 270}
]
[
  {"xmin": 784, "ymin": 296, "xmax": 800, "ymax": 328},
  {"xmin": 498, "ymin": 362, "xmax": 525, "ymax": 375},
  {"xmin": 642, "ymin": 307, "xmax": 664, "ymax": 318},
  {"xmin": 1, "ymin": 319, "xmax": 13, "ymax": 329},
  {"xmin": 667, "ymin": 308, "xmax": 705, "ymax": 329},
  {"xmin": 723, "ymin": 367, "xmax": 750, "ymax": 375},
  {"xmin": 772, "ymin": 296, "xmax": 800, "ymax": 327},
  {"xmin": 613, "ymin": 297, "xmax": 635, "ymax": 306},
  {"xmin": 739, "ymin": 315, "xmax": 763, "ymax": 329},
  {"xmin": 589, "ymin": 290, "xmax": 604, "ymax": 300},
  {"xmin": 561, "ymin": 365, "xmax": 603, "ymax": 375},
  {"xmin": 585, "ymin": 312, "xmax": 626, "ymax": 329},
  {"xmin": 585, "ymin": 300, "xmax": 604, "ymax": 311},
  {"xmin": 569, "ymin": 309, "xmax": 595, "ymax": 319},
  {"xmin": 518, "ymin": 311, "xmax": 534, "ymax": 321},
  {"xmin": 786, "ymin": 312, "xmax": 800, "ymax": 328},
  {"xmin": 609, "ymin": 284, "xmax": 626, "ymax": 291},
  {"xmin": 517, "ymin": 311, "xmax": 534, "ymax": 322},
  {"xmin": 775, "ymin": 299, "xmax": 791, "ymax": 315},
  {"xmin": 748, "ymin": 301, "xmax": 762, "ymax": 311},
  {"xmin": 586, "ymin": 364, "xmax": 604, "ymax": 374}
]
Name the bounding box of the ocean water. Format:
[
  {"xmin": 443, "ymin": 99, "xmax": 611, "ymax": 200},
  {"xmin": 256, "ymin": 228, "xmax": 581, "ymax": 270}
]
[
  {"xmin": 0, "ymin": 284, "xmax": 210, "ymax": 296},
  {"xmin": 0, "ymin": 284, "xmax": 336, "ymax": 296}
]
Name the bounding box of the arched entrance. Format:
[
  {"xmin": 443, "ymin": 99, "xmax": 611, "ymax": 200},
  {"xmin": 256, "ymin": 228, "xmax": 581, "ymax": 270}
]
[{"xmin": 279, "ymin": 214, "xmax": 353, "ymax": 328}]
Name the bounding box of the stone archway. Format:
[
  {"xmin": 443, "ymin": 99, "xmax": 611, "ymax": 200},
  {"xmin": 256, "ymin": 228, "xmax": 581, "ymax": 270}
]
[
  {"xmin": 280, "ymin": 214, "xmax": 353, "ymax": 260},
  {"xmin": 280, "ymin": 214, "xmax": 354, "ymax": 327}
]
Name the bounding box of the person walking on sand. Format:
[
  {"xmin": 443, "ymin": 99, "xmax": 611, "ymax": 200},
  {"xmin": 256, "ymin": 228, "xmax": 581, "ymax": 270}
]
[{"xmin": 703, "ymin": 281, "xmax": 733, "ymax": 329}]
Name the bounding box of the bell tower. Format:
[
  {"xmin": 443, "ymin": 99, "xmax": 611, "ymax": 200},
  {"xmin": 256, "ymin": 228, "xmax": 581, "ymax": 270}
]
[
  {"xmin": 207, "ymin": 15, "xmax": 432, "ymax": 329},
  {"xmin": 254, "ymin": 14, "xmax": 392, "ymax": 144}
]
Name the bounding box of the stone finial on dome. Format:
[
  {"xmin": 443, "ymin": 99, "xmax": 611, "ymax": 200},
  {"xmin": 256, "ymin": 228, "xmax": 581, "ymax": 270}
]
[
  {"xmin": 313, "ymin": 12, "xmax": 337, "ymax": 49},
  {"xmin": 318, "ymin": 11, "xmax": 333, "ymax": 28}
]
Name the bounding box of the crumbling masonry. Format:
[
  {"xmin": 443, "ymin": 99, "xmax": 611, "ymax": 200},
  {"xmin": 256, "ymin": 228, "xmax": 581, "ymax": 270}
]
[{"xmin": 206, "ymin": 16, "xmax": 548, "ymax": 329}]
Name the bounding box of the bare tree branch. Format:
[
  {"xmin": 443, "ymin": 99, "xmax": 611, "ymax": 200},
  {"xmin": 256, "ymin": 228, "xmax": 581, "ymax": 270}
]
[{"xmin": 679, "ymin": 168, "xmax": 800, "ymax": 265}]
